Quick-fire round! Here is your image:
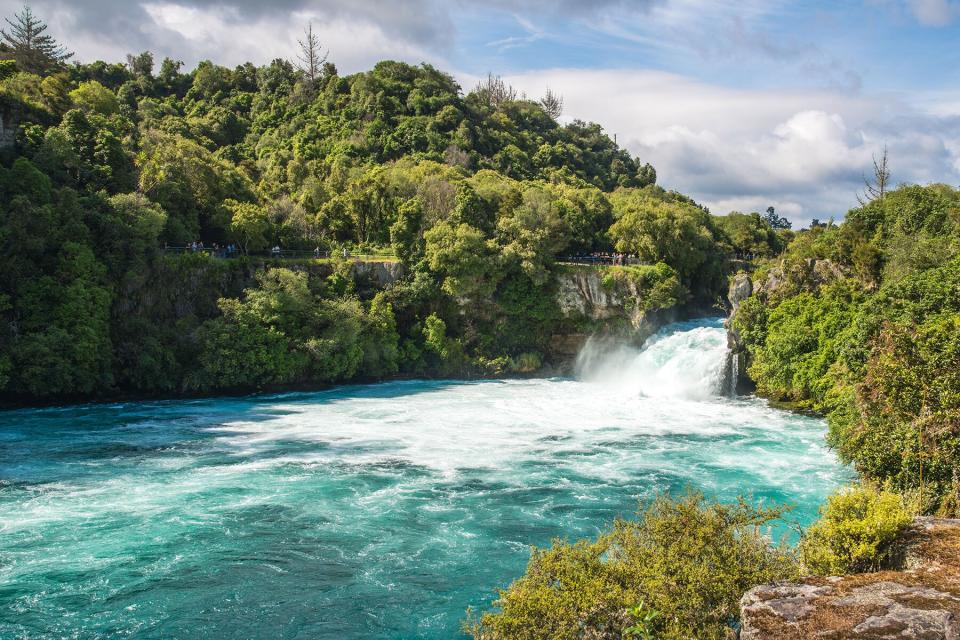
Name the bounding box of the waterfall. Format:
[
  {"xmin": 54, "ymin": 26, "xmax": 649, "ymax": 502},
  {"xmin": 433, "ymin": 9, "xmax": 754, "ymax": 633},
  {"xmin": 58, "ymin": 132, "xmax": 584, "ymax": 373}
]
[
  {"xmin": 574, "ymin": 318, "xmax": 731, "ymax": 400},
  {"xmin": 728, "ymin": 351, "xmax": 739, "ymax": 398}
]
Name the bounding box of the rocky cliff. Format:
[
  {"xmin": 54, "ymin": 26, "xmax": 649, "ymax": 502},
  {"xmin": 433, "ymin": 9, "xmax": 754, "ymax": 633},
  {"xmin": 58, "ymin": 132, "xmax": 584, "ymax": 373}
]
[
  {"xmin": 725, "ymin": 272, "xmax": 754, "ymax": 394},
  {"xmin": 0, "ymin": 111, "xmax": 16, "ymax": 148},
  {"xmin": 740, "ymin": 518, "xmax": 960, "ymax": 639},
  {"xmin": 550, "ymin": 267, "xmax": 677, "ymax": 362}
]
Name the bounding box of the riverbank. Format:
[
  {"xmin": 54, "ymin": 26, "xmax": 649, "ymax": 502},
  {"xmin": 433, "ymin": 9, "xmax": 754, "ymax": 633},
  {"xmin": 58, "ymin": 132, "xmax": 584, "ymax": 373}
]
[{"xmin": 741, "ymin": 518, "xmax": 960, "ymax": 639}]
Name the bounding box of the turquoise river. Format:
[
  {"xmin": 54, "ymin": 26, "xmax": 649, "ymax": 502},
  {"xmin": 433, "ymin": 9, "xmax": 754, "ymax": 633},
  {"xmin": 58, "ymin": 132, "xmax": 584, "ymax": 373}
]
[{"xmin": 0, "ymin": 319, "xmax": 851, "ymax": 639}]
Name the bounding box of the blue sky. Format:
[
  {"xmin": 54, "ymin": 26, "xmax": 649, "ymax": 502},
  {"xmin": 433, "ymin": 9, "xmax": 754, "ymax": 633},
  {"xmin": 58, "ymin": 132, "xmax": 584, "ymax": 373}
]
[
  {"xmin": 5, "ymin": 0, "xmax": 960, "ymax": 225},
  {"xmin": 451, "ymin": 2, "xmax": 960, "ymax": 93}
]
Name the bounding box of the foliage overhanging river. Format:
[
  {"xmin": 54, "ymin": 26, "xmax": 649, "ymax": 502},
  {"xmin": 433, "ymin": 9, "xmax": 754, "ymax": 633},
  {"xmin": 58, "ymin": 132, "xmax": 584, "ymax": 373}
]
[{"xmin": 0, "ymin": 318, "xmax": 851, "ymax": 639}]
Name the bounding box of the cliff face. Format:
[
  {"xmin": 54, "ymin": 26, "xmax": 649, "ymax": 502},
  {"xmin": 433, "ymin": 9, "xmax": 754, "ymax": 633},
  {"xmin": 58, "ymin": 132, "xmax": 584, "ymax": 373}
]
[
  {"xmin": 556, "ymin": 268, "xmax": 621, "ymax": 321},
  {"xmin": 725, "ymin": 273, "xmax": 754, "ymax": 394},
  {"xmin": 555, "ymin": 268, "xmax": 674, "ymax": 331},
  {"xmin": 724, "ymin": 259, "xmax": 847, "ymax": 394},
  {"xmin": 350, "ymin": 260, "xmax": 405, "ymax": 288},
  {"xmin": 740, "ymin": 518, "xmax": 960, "ymax": 640},
  {"xmin": 550, "ymin": 268, "xmax": 677, "ymax": 363},
  {"xmin": 0, "ymin": 112, "xmax": 16, "ymax": 149}
]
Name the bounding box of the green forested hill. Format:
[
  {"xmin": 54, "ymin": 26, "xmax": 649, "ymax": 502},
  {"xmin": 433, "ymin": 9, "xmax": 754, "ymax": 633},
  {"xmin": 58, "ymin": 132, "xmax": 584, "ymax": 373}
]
[{"xmin": 0, "ymin": 9, "xmax": 747, "ymax": 404}]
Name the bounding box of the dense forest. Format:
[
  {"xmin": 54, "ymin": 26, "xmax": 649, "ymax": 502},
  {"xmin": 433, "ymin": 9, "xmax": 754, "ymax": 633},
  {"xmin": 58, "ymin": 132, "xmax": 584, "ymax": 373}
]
[
  {"xmin": 732, "ymin": 178, "xmax": 960, "ymax": 516},
  {"xmin": 0, "ymin": 7, "xmax": 787, "ymax": 404}
]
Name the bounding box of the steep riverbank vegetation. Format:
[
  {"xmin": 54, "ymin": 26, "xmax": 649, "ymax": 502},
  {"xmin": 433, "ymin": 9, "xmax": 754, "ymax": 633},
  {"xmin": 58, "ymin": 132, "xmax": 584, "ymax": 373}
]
[
  {"xmin": 732, "ymin": 182, "xmax": 960, "ymax": 517},
  {"xmin": 0, "ymin": 7, "xmax": 783, "ymax": 404}
]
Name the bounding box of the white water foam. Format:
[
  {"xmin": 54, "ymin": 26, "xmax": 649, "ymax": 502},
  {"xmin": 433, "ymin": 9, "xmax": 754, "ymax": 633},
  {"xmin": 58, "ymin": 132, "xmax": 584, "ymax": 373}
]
[{"xmin": 575, "ymin": 319, "xmax": 730, "ymax": 399}]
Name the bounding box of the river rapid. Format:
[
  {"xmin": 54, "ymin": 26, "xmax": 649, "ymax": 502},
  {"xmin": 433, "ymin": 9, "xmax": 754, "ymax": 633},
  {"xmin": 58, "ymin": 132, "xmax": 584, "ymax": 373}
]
[{"xmin": 0, "ymin": 318, "xmax": 850, "ymax": 639}]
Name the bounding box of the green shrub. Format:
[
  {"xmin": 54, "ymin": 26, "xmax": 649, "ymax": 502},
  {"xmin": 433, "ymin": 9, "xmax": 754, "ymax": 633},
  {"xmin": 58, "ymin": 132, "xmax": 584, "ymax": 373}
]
[
  {"xmin": 467, "ymin": 492, "xmax": 797, "ymax": 640},
  {"xmin": 510, "ymin": 352, "xmax": 542, "ymax": 374},
  {"xmin": 747, "ymin": 281, "xmax": 861, "ymax": 406},
  {"xmin": 800, "ymin": 483, "xmax": 912, "ymax": 575},
  {"xmin": 601, "ymin": 262, "xmax": 689, "ymax": 312}
]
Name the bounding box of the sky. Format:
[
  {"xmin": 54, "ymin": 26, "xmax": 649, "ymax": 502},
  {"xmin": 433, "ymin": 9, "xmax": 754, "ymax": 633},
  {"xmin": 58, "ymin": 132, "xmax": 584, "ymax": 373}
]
[{"xmin": 6, "ymin": 0, "xmax": 960, "ymax": 226}]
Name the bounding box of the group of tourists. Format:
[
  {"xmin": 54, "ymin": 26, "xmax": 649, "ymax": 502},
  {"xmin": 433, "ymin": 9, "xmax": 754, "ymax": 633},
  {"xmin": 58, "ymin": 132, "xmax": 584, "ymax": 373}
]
[
  {"xmin": 169, "ymin": 242, "xmax": 240, "ymax": 258},
  {"xmin": 166, "ymin": 242, "xmax": 342, "ymax": 259},
  {"xmin": 607, "ymin": 252, "xmax": 634, "ymax": 266},
  {"xmin": 563, "ymin": 252, "xmax": 637, "ymax": 266}
]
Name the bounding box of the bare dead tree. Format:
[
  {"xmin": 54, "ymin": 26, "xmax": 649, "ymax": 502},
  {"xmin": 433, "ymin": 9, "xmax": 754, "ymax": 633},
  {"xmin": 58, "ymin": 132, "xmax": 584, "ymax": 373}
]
[
  {"xmin": 473, "ymin": 73, "xmax": 518, "ymax": 109},
  {"xmin": 297, "ymin": 22, "xmax": 328, "ymax": 85},
  {"xmin": 858, "ymin": 145, "xmax": 891, "ymax": 205},
  {"xmin": 540, "ymin": 87, "xmax": 563, "ymax": 119}
]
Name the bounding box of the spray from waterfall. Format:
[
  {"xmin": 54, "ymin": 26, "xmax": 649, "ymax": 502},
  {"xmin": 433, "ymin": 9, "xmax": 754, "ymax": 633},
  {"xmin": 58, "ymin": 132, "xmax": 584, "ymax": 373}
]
[
  {"xmin": 728, "ymin": 352, "xmax": 739, "ymax": 398},
  {"xmin": 575, "ymin": 319, "xmax": 731, "ymax": 400}
]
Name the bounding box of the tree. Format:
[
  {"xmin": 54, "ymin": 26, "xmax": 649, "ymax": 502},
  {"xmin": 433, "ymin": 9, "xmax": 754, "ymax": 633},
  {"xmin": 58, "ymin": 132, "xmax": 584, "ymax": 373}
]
[
  {"xmin": 297, "ymin": 22, "xmax": 327, "ymax": 86},
  {"xmin": 126, "ymin": 51, "xmax": 154, "ymax": 79},
  {"xmin": 764, "ymin": 206, "xmax": 792, "ymax": 230},
  {"xmin": 609, "ymin": 190, "xmax": 727, "ymax": 295},
  {"xmin": 1, "ymin": 6, "xmax": 73, "ymax": 75},
  {"xmin": 69, "ymin": 80, "xmax": 120, "ymax": 115},
  {"xmin": 227, "ymin": 200, "xmax": 270, "ymax": 254},
  {"xmin": 858, "ymin": 145, "xmax": 891, "ymax": 205},
  {"xmin": 425, "ymin": 222, "xmax": 500, "ymax": 299},
  {"xmin": 473, "ymin": 73, "xmax": 518, "ymax": 109},
  {"xmin": 715, "ymin": 211, "xmax": 781, "ymax": 257},
  {"xmin": 540, "ymin": 88, "xmax": 563, "ymax": 119},
  {"xmin": 636, "ymin": 162, "xmax": 657, "ymax": 188}
]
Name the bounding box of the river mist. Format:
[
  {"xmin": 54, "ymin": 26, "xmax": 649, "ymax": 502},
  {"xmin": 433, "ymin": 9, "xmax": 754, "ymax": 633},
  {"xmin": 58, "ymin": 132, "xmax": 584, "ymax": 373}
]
[{"xmin": 0, "ymin": 318, "xmax": 849, "ymax": 639}]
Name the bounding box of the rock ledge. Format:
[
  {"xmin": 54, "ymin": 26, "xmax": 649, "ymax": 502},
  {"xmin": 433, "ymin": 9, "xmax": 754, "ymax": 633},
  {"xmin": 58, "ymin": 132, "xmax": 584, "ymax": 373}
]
[{"xmin": 740, "ymin": 519, "xmax": 960, "ymax": 639}]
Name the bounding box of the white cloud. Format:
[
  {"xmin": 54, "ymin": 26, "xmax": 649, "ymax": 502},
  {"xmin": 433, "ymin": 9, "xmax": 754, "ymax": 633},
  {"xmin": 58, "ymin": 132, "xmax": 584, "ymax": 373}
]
[
  {"xmin": 907, "ymin": 0, "xmax": 958, "ymax": 25},
  {"xmin": 0, "ymin": 0, "xmax": 454, "ymax": 72},
  {"xmin": 503, "ymin": 69, "xmax": 960, "ymax": 226},
  {"xmin": 133, "ymin": 2, "xmax": 444, "ymax": 72}
]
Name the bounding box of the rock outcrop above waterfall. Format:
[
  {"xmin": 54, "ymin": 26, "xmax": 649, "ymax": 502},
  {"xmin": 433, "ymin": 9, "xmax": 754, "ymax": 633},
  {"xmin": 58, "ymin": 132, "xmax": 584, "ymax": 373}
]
[
  {"xmin": 555, "ymin": 268, "xmax": 624, "ymax": 321},
  {"xmin": 552, "ymin": 267, "xmax": 678, "ymax": 357},
  {"xmin": 728, "ymin": 273, "xmax": 753, "ymax": 313},
  {"xmin": 555, "ymin": 268, "xmax": 675, "ymax": 331},
  {"xmin": 740, "ymin": 518, "xmax": 960, "ymax": 639},
  {"xmin": 550, "ymin": 267, "xmax": 680, "ymax": 368}
]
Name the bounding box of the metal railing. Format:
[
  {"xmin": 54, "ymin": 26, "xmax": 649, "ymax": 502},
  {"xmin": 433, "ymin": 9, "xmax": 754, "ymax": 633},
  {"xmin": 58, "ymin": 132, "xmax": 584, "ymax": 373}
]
[
  {"xmin": 163, "ymin": 246, "xmax": 397, "ymax": 261},
  {"xmin": 558, "ymin": 255, "xmax": 638, "ymax": 266}
]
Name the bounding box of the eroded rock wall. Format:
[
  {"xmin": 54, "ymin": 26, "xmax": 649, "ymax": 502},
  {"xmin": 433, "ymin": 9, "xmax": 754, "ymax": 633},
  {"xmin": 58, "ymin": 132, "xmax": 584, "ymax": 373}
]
[{"xmin": 551, "ymin": 268, "xmax": 678, "ymax": 367}]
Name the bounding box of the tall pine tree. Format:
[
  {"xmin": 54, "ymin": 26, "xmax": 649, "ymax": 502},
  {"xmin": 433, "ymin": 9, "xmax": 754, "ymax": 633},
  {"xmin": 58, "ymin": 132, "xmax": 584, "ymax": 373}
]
[{"xmin": 1, "ymin": 6, "xmax": 73, "ymax": 75}]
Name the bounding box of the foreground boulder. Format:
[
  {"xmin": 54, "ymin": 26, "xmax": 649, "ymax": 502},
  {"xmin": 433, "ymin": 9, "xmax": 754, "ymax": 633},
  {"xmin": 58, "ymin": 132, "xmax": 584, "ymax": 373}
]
[{"xmin": 740, "ymin": 518, "xmax": 960, "ymax": 639}]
